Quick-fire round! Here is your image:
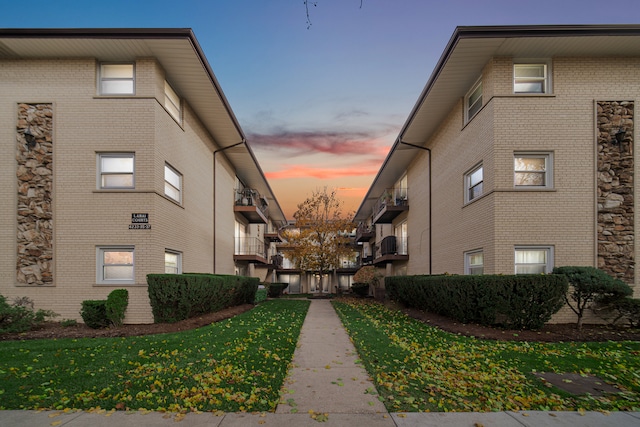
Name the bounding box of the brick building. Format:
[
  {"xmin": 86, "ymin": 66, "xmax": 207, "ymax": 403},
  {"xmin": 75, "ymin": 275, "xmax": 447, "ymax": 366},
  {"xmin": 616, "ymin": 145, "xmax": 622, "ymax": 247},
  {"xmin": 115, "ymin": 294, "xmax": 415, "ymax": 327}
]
[
  {"xmin": 0, "ymin": 29, "xmax": 285, "ymax": 323},
  {"xmin": 354, "ymin": 25, "xmax": 640, "ymax": 319}
]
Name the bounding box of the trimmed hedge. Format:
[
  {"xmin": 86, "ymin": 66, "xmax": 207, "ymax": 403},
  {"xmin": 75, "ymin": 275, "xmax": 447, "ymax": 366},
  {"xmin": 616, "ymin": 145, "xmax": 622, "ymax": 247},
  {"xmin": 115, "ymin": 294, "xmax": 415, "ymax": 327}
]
[
  {"xmin": 267, "ymin": 283, "xmax": 288, "ymax": 298},
  {"xmin": 80, "ymin": 300, "xmax": 110, "ymax": 329},
  {"xmin": 254, "ymin": 288, "xmax": 268, "ymax": 304},
  {"xmin": 147, "ymin": 274, "xmax": 259, "ymax": 323},
  {"xmin": 386, "ymin": 274, "xmax": 568, "ymax": 330},
  {"xmin": 106, "ymin": 289, "xmax": 128, "ymax": 327}
]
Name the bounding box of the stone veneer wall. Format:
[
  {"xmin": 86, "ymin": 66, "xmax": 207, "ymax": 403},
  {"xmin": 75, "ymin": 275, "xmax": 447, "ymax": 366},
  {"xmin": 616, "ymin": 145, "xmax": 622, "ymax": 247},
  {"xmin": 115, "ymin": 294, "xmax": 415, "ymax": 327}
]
[
  {"xmin": 597, "ymin": 101, "xmax": 634, "ymax": 284},
  {"xmin": 16, "ymin": 103, "xmax": 53, "ymax": 286}
]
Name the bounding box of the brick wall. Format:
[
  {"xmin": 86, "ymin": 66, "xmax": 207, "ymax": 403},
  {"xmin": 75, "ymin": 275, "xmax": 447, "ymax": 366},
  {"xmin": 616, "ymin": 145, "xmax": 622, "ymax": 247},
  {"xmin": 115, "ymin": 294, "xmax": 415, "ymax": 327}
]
[{"xmin": 0, "ymin": 58, "xmax": 240, "ymax": 323}]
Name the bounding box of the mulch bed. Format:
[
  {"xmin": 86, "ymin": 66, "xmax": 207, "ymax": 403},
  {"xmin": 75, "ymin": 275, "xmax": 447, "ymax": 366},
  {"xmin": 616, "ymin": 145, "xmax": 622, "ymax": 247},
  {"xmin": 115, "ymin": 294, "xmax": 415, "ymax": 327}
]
[{"xmin": 1, "ymin": 300, "xmax": 639, "ymax": 343}]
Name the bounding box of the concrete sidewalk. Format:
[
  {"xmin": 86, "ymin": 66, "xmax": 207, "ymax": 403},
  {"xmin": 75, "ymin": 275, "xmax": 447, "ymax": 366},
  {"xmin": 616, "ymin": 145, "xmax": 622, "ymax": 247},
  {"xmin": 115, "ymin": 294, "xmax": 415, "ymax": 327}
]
[{"xmin": 1, "ymin": 299, "xmax": 639, "ymax": 426}]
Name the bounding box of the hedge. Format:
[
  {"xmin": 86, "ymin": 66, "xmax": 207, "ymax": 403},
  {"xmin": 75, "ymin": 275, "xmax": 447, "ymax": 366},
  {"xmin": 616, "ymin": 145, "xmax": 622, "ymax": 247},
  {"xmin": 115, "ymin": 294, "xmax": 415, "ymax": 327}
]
[
  {"xmin": 386, "ymin": 274, "xmax": 568, "ymax": 330},
  {"xmin": 267, "ymin": 283, "xmax": 288, "ymax": 298},
  {"xmin": 147, "ymin": 274, "xmax": 259, "ymax": 323},
  {"xmin": 80, "ymin": 300, "xmax": 110, "ymax": 329}
]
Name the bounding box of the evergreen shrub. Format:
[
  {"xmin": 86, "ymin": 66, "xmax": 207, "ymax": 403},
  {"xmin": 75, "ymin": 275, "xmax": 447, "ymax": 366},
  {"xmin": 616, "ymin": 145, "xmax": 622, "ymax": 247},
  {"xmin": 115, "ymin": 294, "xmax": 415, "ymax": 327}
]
[
  {"xmin": 386, "ymin": 274, "xmax": 568, "ymax": 329},
  {"xmin": 147, "ymin": 273, "xmax": 259, "ymax": 323},
  {"xmin": 80, "ymin": 300, "xmax": 110, "ymax": 329},
  {"xmin": 106, "ymin": 289, "xmax": 129, "ymax": 326}
]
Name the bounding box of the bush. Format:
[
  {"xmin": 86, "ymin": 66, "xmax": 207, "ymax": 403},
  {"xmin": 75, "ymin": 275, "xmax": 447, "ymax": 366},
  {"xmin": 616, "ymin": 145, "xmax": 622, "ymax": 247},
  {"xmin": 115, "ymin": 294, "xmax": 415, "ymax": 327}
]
[
  {"xmin": 351, "ymin": 283, "xmax": 369, "ymax": 297},
  {"xmin": 595, "ymin": 297, "xmax": 640, "ymax": 327},
  {"xmin": 106, "ymin": 289, "xmax": 129, "ymax": 326},
  {"xmin": 386, "ymin": 274, "xmax": 568, "ymax": 330},
  {"xmin": 80, "ymin": 300, "xmax": 110, "ymax": 329},
  {"xmin": 553, "ymin": 266, "xmax": 632, "ymax": 329},
  {"xmin": 267, "ymin": 283, "xmax": 288, "ymax": 298},
  {"xmin": 0, "ymin": 295, "xmax": 58, "ymax": 334},
  {"xmin": 147, "ymin": 273, "xmax": 259, "ymax": 323},
  {"xmin": 254, "ymin": 288, "xmax": 268, "ymax": 304}
]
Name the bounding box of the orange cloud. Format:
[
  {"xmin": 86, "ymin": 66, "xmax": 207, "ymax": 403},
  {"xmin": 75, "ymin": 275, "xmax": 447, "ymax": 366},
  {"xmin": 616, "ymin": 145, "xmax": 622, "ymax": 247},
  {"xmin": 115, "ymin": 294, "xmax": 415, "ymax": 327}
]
[{"xmin": 265, "ymin": 165, "xmax": 380, "ymax": 180}]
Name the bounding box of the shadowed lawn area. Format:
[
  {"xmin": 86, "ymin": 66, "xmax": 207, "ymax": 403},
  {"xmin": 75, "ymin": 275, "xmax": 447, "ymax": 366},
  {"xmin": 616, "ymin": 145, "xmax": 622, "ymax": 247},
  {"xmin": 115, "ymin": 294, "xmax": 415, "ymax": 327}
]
[
  {"xmin": 0, "ymin": 300, "xmax": 309, "ymax": 413},
  {"xmin": 333, "ymin": 298, "xmax": 640, "ymax": 413}
]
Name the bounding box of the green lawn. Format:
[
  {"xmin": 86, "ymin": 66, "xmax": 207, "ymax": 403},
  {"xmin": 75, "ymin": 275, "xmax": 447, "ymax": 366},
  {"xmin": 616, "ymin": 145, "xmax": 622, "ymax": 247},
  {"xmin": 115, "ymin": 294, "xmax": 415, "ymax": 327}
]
[
  {"xmin": 0, "ymin": 300, "xmax": 309, "ymax": 413},
  {"xmin": 333, "ymin": 298, "xmax": 640, "ymax": 413}
]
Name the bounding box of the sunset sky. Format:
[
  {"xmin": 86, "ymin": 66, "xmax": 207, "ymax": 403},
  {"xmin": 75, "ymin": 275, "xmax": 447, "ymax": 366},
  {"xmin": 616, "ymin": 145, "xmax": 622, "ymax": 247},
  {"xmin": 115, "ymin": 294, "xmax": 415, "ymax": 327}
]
[{"xmin": 1, "ymin": 0, "xmax": 636, "ymax": 218}]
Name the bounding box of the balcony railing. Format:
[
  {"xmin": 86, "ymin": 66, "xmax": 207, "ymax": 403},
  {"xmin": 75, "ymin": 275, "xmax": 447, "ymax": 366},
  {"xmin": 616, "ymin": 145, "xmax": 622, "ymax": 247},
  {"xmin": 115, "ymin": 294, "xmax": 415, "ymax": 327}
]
[
  {"xmin": 374, "ymin": 235, "xmax": 409, "ymax": 264},
  {"xmin": 372, "ymin": 188, "xmax": 409, "ymax": 224},
  {"xmin": 234, "ymin": 237, "xmax": 267, "ymax": 262},
  {"xmin": 234, "ymin": 188, "xmax": 269, "ymax": 223},
  {"xmin": 355, "ymin": 223, "xmax": 375, "ymax": 242}
]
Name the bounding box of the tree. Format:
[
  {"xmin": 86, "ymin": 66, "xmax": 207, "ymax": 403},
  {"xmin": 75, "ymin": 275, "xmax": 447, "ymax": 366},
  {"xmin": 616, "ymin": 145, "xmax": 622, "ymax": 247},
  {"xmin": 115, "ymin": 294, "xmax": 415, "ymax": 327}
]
[
  {"xmin": 552, "ymin": 266, "xmax": 632, "ymax": 330},
  {"xmin": 283, "ymin": 188, "xmax": 355, "ymax": 292}
]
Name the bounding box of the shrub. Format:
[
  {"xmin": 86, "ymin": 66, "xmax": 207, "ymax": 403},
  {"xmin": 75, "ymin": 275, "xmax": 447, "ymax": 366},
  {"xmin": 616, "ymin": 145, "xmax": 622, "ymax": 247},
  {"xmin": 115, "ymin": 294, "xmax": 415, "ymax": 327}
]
[
  {"xmin": 351, "ymin": 283, "xmax": 369, "ymax": 297},
  {"xmin": 80, "ymin": 300, "xmax": 110, "ymax": 329},
  {"xmin": 0, "ymin": 295, "xmax": 58, "ymax": 334},
  {"xmin": 386, "ymin": 274, "xmax": 568, "ymax": 330},
  {"xmin": 147, "ymin": 274, "xmax": 259, "ymax": 323},
  {"xmin": 353, "ymin": 266, "xmax": 383, "ymax": 287},
  {"xmin": 267, "ymin": 283, "xmax": 288, "ymax": 298},
  {"xmin": 106, "ymin": 289, "xmax": 129, "ymax": 326},
  {"xmin": 553, "ymin": 266, "xmax": 632, "ymax": 329},
  {"xmin": 254, "ymin": 288, "xmax": 268, "ymax": 304},
  {"xmin": 615, "ymin": 298, "xmax": 640, "ymax": 328}
]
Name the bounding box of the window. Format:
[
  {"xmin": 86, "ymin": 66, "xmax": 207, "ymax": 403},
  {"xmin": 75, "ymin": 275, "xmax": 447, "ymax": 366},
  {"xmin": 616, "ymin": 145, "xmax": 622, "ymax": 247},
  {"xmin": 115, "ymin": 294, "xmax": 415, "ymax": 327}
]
[
  {"xmin": 514, "ymin": 153, "xmax": 553, "ymax": 188},
  {"xmin": 164, "ymin": 163, "xmax": 182, "ymax": 202},
  {"xmin": 99, "ymin": 63, "xmax": 134, "ymax": 95},
  {"xmin": 165, "ymin": 250, "xmax": 182, "ymax": 274},
  {"xmin": 164, "ymin": 81, "xmax": 181, "ymax": 122},
  {"xmin": 465, "ymin": 163, "xmax": 483, "ymax": 203},
  {"xmin": 97, "ymin": 246, "xmax": 134, "ymax": 284},
  {"xmin": 465, "ymin": 250, "xmax": 484, "ymax": 275},
  {"xmin": 98, "ymin": 153, "xmax": 134, "ymax": 189},
  {"xmin": 465, "ymin": 78, "xmax": 483, "ymax": 122},
  {"xmin": 515, "ymin": 246, "xmax": 553, "ymax": 274},
  {"xmin": 395, "ymin": 221, "xmax": 408, "ymax": 255},
  {"xmin": 514, "ymin": 63, "xmax": 548, "ymax": 94}
]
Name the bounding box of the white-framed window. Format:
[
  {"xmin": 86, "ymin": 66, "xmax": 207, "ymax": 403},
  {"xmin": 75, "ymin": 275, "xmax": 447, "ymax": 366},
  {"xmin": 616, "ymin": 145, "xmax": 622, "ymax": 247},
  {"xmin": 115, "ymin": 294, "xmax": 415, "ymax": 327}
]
[
  {"xmin": 465, "ymin": 250, "xmax": 484, "ymax": 275},
  {"xmin": 98, "ymin": 153, "xmax": 134, "ymax": 189},
  {"xmin": 97, "ymin": 246, "xmax": 135, "ymax": 284},
  {"xmin": 164, "ymin": 163, "xmax": 182, "ymax": 203},
  {"xmin": 164, "ymin": 81, "xmax": 181, "ymax": 122},
  {"xmin": 99, "ymin": 63, "xmax": 134, "ymax": 95},
  {"xmin": 514, "ymin": 63, "xmax": 549, "ymax": 94},
  {"xmin": 465, "ymin": 78, "xmax": 483, "ymax": 122},
  {"xmin": 514, "ymin": 152, "xmax": 553, "ymax": 188},
  {"xmin": 164, "ymin": 250, "xmax": 182, "ymax": 274},
  {"xmin": 514, "ymin": 246, "xmax": 554, "ymax": 274},
  {"xmin": 465, "ymin": 163, "xmax": 483, "ymax": 203}
]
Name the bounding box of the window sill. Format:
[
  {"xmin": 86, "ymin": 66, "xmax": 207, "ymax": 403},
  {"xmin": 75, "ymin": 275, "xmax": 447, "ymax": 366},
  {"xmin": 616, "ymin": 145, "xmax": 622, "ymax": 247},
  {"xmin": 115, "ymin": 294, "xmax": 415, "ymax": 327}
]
[{"xmin": 94, "ymin": 283, "xmax": 143, "ymax": 287}]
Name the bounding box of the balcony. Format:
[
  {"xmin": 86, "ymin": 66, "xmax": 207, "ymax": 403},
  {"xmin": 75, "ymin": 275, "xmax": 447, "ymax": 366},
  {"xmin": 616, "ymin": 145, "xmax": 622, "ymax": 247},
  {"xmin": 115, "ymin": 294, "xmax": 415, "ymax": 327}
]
[
  {"xmin": 355, "ymin": 223, "xmax": 375, "ymax": 242},
  {"xmin": 234, "ymin": 237, "xmax": 267, "ymax": 263},
  {"xmin": 264, "ymin": 226, "xmax": 284, "ymax": 242},
  {"xmin": 234, "ymin": 188, "xmax": 268, "ymax": 224},
  {"xmin": 373, "ymin": 235, "xmax": 409, "ymax": 265},
  {"xmin": 372, "ymin": 188, "xmax": 408, "ymax": 224}
]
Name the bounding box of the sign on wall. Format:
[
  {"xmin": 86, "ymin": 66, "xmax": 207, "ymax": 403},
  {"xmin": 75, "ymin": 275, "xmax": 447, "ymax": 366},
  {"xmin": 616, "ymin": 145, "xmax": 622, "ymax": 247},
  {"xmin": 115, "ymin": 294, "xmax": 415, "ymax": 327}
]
[{"xmin": 129, "ymin": 213, "xmax": 151, "ymax": 229}]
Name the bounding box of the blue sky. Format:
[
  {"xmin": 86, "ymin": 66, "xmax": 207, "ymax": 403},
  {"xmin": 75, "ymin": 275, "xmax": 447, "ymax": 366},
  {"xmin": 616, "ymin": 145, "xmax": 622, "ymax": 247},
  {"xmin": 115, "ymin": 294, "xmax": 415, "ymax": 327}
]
[{"xmin": 1, "ymin": 0, "xmax": 637, "ymax": 217}]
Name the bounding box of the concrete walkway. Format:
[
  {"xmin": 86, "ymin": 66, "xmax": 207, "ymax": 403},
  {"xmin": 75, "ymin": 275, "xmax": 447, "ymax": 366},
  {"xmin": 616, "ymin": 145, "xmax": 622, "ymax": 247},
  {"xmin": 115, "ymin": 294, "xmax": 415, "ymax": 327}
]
[{"xmin": 1, "ymin": 299, "xmax": 639, "ymax": 426}]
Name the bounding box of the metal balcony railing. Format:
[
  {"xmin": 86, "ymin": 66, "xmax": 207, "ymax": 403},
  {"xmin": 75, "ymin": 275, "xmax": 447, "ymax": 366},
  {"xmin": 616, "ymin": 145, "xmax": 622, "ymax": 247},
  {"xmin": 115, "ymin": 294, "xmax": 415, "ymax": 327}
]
[
  {"xmin": 375, "ymin": 235, "xmax": 409, "ymax": 258},
  {"xmin": 235, "ymin": 237, "xmax": 266, "ymax": 258},
  {"xmin": 373, "ymin": 187, "xmax": 408, "ymax": 216}
]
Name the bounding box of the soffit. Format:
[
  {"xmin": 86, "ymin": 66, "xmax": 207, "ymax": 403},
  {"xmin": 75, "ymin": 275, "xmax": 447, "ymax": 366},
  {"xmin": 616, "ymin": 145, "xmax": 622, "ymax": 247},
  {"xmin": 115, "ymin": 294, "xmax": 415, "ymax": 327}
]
[{"xmin": 0, "ymin": 29, "xmax": 243, "ymax": 148}]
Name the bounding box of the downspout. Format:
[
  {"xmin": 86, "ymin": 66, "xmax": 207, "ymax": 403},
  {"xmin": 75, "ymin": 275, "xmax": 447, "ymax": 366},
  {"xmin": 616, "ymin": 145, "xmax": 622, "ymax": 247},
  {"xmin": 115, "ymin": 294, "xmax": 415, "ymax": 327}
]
[
  {"xmin": 213, "ymin": 140, "xmax": 246, "ymax": 273},
  {"xmin": 399, "ymin": 141, "xmax": 432, "ymax": 275}
]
